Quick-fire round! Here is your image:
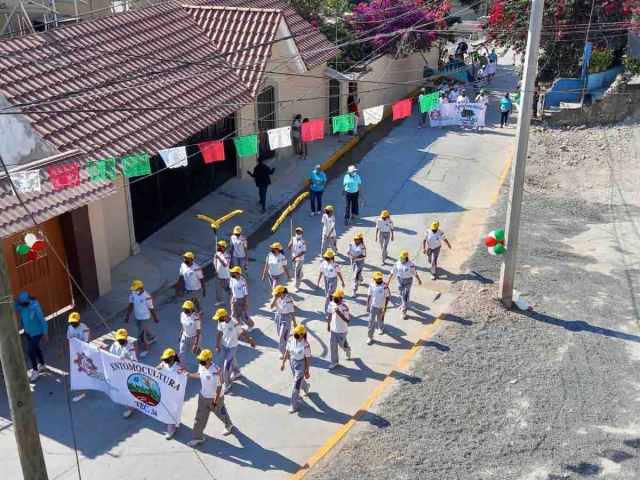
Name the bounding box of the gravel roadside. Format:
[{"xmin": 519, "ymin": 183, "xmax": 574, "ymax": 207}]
[{"xmin": 306, "ymin": 123, "xmax": 640, "ymax": 480}]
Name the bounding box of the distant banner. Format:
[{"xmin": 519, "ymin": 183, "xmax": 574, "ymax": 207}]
[
  {"xmin": 69, "ymin": 338, "xmax": 110, "ymax": 395},
  {"xmin": 429, "ymin": 103, "xmax": 486, "ymax": 127},
  {"xmin": 102, "ymin": 350, "xmax": 187, "ymax": 425}
]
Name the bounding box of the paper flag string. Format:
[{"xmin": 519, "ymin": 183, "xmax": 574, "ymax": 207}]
[
  {"xmin": 120, "ymin": 154, "xmax": 151, "ymax": 178},
  {"xmin": 302, "ymin": 119, "xmax": 325, "ymax": 142},
  {"xmin": 363, "ymin": 106, "xmax": 384, "ymax": 126},
  {"xmin": 233, "ymin": 134, "xmax": 258, "ymax": 157},
  {"xmin": 392, "ymin": 98, "xmax": 412, "ymax": 121},
  {"xmin": 198, "ymin": 141, "xmax": 226, "ymax": 163},
  {"xmin": 159, "ymin": 147, "xmax": 188, "ymax": 169},
  {"xmin": 10, "ymin": 170, "xmax": 41, "ymax": 193},
  {"xmin": 88, "ymin": 158, "xmax": 117, "ymax": 182},
  {"xmin": 267, "ymin": 126, "xmax": 292, "ymax": 150},
  {"xmin": 419, "ymin": 92, "xmax": 440, "ymax": 113},
  {"xmin": 332, "ymin": 113, "xmax": 355, "ymax": 134},
  {"xmin": 47, "ymin": 164, "xmax": 81, "ymax": 190}
]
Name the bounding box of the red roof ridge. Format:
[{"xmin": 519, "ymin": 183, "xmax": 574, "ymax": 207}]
[{"xmin": 183, "ymin": 5, "xmax": 283, "ymax": 13}]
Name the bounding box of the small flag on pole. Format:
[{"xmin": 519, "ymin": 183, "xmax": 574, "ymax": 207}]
[{"xmin": 419, "ymin": 92, "xmax": 440, "ymax": 113}]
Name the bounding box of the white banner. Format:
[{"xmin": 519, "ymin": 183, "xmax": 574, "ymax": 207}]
[
  {"xmin": 429, "ymin": 103, "xmax": 486, "ymax": 127},
  {"xmin": 101, "ymin": 350, "xmax": 187, "ymax": 425},
  {"xmin": 69, "ymin": 338, "xmax": 110, "ymax": 395}
]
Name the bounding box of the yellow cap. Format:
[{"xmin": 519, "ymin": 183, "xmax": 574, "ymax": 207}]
[
  {"xmin": 233, "ymin": 226, "xmax": 242, "ymax": 234},
  {"xmin": 272, "ymin": 285, "xmax": 285, "ymax": 296},
  {"xmin": 354, "ymin": 232, "xmax": 363, "ymax": 240},
  {"xmin": 213, "ymin": 308, "xmax": 228, "ymax": 320},
  {"xmin": 333, "ymin": 290, "xmax": 345, "ymax": 299},
  {"xmin": 325, "ymin": 205, "xmax": 334, "ymax": 211},
  {"xmin": 323, "ymin": 249, "xmax": 335, "ymax": 259},
  {"xmin": 196, "ymin": 349, "xmax": 213, "ymax": 361},
  {"xmin": 293, "ymin": 324, "xmax": 306, "ymax": 335},
  {"xmin": 373, "ymin": 272, "xmax": 383, "ymax": 280},
  {"xmin": 183, "ymin": 252, "xmax": 195, "ymax": 260},
  {"xmin": 399, "ymin": 250, "xmax": 409, "ymax": 259},
  {"xmin": 381, "ymin": 210, "xmax": 389, "ymax": 218},
  {"xmin": 161, "ymin": 348, "xmax": 176, "ymax": 360},
  {"xmin": 217, "ymin": 240, "xmax": 227, "ymax": 248},
  {"xmin": 182, "ymin": 300, "xmax": 194, "ymax": 310},
  {"xmin": 295, "ymin": 226, "xmax": 303, "ymax": 232},
  {"xmin": 431, "ymin": 221, "xmax": 440, "ymax": 230},
  {"xmin": 68, "ymin": 312, "xmax": 81, "ymax": 323},
  {"xmin": 130, "ymin": 280, "xmax": 143, "ymax": 290},
  {"xmin": 270, "ymin": 242, "xmax": 283, "ymax": 250},
  {"xmin": 229, "ymin": 266, "xmax": 242, "ymax": 274},
  {"xmin": 115, "ymin": 328, "xmax": 128, "ymax": 340}
]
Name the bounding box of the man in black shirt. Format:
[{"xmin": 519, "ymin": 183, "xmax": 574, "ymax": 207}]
[{"xmin": 247, "ymin": 158, "xmax": 275, "ymax": 213}]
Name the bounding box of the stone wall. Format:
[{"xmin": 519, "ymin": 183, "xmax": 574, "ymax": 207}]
[{"xmin": 546, "ymin": 74, "xmax": 640, "ymax": 126}]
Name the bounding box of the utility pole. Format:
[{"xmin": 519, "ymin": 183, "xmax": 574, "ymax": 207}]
[
  {"xmin": 0, "ymin": 160, "xmax": 49, "ymax": 479},
  {"xmin": 498, "ymin": 0, "xmax": 545, "ymax": 308}
]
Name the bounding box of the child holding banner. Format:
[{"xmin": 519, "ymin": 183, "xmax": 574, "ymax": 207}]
[
  {"xmin": 156, "ymin": 348, "xmax": 184, "ymax": 440},
  {"xmin": 109, "ymin": 328, "xmax": 137, "ymax": 418},
  {"xmin": 66, "ymin": 312, "xmax": 90, "ymax": 402}
]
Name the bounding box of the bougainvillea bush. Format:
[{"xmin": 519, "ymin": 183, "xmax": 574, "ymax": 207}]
[{"xmin": 485, "ymin": 0, "xmax": 640, "ymax": 77}]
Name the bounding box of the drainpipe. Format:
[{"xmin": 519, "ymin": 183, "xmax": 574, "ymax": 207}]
[{"xmin": 123, "ymin": 177, "xmax": 140, "ymax": 256}]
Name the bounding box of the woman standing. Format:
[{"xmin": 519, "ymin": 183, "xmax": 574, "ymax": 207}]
[
  {"xmin": 387, "ymin": 251, "xmax": 423, "ymax": 319},
  {"xmin": 14, "ymin": 291, "xmax": 49, "ymax": 382},
  {"xmin": 229, "ymin": 266, "xmax": 255, "ymax": 331},
  {"xmin": 316, "ymin": 249, "xmax": 346, "ymax": 315},
  {"xmin": 270, "ymin": 285, "xmax": 297, "ymax": 359},
  {"xmin": 280, "ymin": 324, "xmax": 311, "ymax": 414},
  {"xmin": 214, "ymin": 240, "xmax": 231, "ymax": 306},
  {"xmin": 347, "ymin": 232, "xmax": 367, "ymax": 296},
  {"xmin": 156, "ymin": 348, "xmax": 184, "ymax": 439},
  {"xmin": 66, "ymin": 312, "xmax": 90, "ymax": 402},
  {"xmin": 498, "ymin": 92, "xmax": 513, "ymax": 128},
  {"xmin": 321, "ymin": 205, "xmax": 337, "ymax": 254},
  {"xmin": 109, "ymin": 329, "xmax": 137, "ymax": 418},
  {"xmin": 300, "ymin": 118, "xmax": 309, "ymax": 159},
  {"xmin": 365, "ymin": 272, "xmax": 390, "ymax": 345},
  {"xmin": 292, "ymin": 114, "xmax": 302, "ymax": 156},
  {"xmin": 288, "ymin": 227, "xmax": 307, "ymax": 292},
  {"xmin": 214, "ymin": 308, "xmax": 256, "ymax": 393},
  {"xmin": 375, "ymin": 210, "xmax": 394, "ymax": 265},
  {"xmin": 327, "ymin": 290, "xmax": 351, "ymax": 369},
  {"xmin": 422, "ymin": 221, "xmax": 452, "ymax": 280},
  {"xmin": 261, "ymin": 242, "xmax": 292, "ymax": 290},
  {"xmin": 178, "ymin": 301, "xmax": 202, "ymax": 363}
]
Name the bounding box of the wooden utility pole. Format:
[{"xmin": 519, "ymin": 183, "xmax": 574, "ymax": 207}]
[{"xmin": 0, "ymin": 182, "xmax": 49, "ymax": 478}]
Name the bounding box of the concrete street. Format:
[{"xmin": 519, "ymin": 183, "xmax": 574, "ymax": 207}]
[{"xmin": 0, "ymin": 63, "xmax": 516, "ymax": 479}]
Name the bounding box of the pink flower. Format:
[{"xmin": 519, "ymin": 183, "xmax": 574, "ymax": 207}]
[{"xmin": 310, "ymin": 19, "xmax": 318, "ymax": 27}]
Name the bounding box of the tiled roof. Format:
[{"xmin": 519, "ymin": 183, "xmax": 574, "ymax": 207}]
[
  {"xmin": 0, "ymin": 3, "xmax": 254, "ymax": 237},
  {"xmin": 186, "ymin": 0, "xmax": 340, "ymax": 70},
  {"xmin": 185, "ymin": 6, "xmax": 284, "ymax": 96}
]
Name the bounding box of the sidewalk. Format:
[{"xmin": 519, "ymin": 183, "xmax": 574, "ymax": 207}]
[{"xmin": 82, "ymin": 132, "xmax": 359, "ymax": 330}]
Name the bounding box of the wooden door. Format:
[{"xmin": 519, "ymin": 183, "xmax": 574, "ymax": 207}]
[{"xmin": 3, "ymin": 216, "xmax": 73, "ymax": 317}]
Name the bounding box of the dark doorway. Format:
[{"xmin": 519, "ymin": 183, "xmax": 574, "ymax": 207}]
[
  {"xmin": 329, "ymin": 79, "xmax": 341, "ymax": 131},
  {"xmin": 130, "ymin": 115, "xmax": 237, "ymax": 242},
  {"xmin": 257, "ymin": 86, "xmax": 276, "ymax": 160}
]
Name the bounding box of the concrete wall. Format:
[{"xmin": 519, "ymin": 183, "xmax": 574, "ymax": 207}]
[
  {"xmin": 629, "ymin": 31, "xmax": 640, "ymax": 59},
  {"xmin": 544, "ymin": 67, "xmax": 623, "ymax": 108},
  {"xmin": 546, "ymin": 74, "xmax": 640, "ymax": 126},
  {"xmin": 0, "ymin": 95, "xmax": 57, "ymax": 165}
]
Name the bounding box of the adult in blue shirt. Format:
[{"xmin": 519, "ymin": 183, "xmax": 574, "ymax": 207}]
[
  {"xmin": 343, "ymin": 165, "xmax": 365, "ymax": 224},
  {"xmin": 14, "ymin": 291, "xmax": 49, "ymax": 381},
  {"xmin": 498, "ymin": 92, "xmax": 513, "ymax": 128},
  {"xmin": 309, "ymin": 165, "xmax": 327, "ymax": 216},
  {"xmin": 488, "ymin": 48, "xmax": 498, "ymax": 64}
]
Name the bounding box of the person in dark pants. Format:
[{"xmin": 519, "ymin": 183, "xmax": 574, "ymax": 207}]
[
  {"xmin": 14, "ymin": 291, "xmax": 49, "ymax": 382},
  {"xmin": 247, "ymin": 158, "xmax": 274, "ymax": 213},
  {"xmin": 343, "ymin": 165, "xmax": 364, "ymax": 224},
  {"xmin": 499, "ymin": 92, "xmax": 513, "ymax": 128},
  {"xmin": 309, "ymin": 164, "xmax": 327, "ymax": 216},
  {"xmin": 532, "ymin": 81, "xmax": 540, "ymax": 118}
]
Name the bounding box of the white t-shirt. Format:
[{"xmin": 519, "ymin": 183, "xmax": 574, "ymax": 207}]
[
  {"xmin": 392, "ymin": 260, "xmax": 417, "ymax": 279},
  {"xmin": 424, "ymin": 229, "xmax": 446, "ymax": 249},
  {"xmin": 287, "ymin": 337, "xmax": 311, "ymax": 360},
  {"xmin": 179, "ymin": 262, "xmax": 204, "ymax": 291},
  {"xmin": 439, "ymin": 96, "xmax": 449, "ymax": 105},
  {"xmin": 476, "ymin": 95, "xmax": 489, "ymax": 107},
  {"xmin": 160, "ymin": 361, "xmax": 183, "ymax": 373},
  {"xmin": 328, "ymin": 301, "xmax": 350, "ymax": 333},
  {"xmin": 320, "ymin": 260, "xmax": 341, "ymax": 279},
  {"xmin": 456, "ymin": 95, "xmax": 470, "ymax": 104},
  {"xmin": 129, "ymin": 291, "xmax": 154, "ymax": 320},
  {"xmin": 368, "ymin": 282, "xmax": 390, "ymax": 308},
  {"xmin": 376, "ymin": 217, "xmax": 394, "ymax": 233},
  {"xmin": 180, "ymin": 312, "xmax": 202, "ymax": 338},
  {"xmin": 109, "ymin": 341, "xmax": 137, "ymax": 361},
  {"xmin": 275, "ymin": 295, "xmax": 295, "ymax": 314},
  {"xmin": 486, "ymin": 62, "xmax": 496, "ymax": 74},
  {"xmin": 448, "ymin": 91, "xmax": 458, "ymax": 102},
  {"xmin": 199, "ymin": 363, "xmax": 223, "ymax": 399},
  {"xmin": 230, "ymin": 234, "xmax": 247, "ymax": 258},
  {"xmin": 67, "ymin": 323, "xmax": 90, "ymax": 343},
  {"xmin": 349, "ymin": 241, "xmax": 366, "ymax": 259},
  {"xmin": 290, "ymin": 236, "xmax": 307, "ymax": 262},
  {"xmin": 322, "ymin": 214, "xmax": 336, "ymax": 238},
  {"xmin": 267, "ymin": 252, "xmax": 288, "ymax": 276},
  {"xmin": 215, "ymin": 251, "xmax": 231, "ymax": 280},
  {"xmin": 230, "ymin": 276, "xmax": 248, "ymax": 299},
  {"xmin": 218, "ymin": 317, "xmax": 243, "ymax": 348}
]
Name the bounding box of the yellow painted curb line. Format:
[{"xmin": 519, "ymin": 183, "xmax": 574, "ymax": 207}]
[
  {"xmin": 491, "ymin": 152, "xmax": 513, "ymax": 203},
  {"xmin": 290, "ymin": 314, "xmax": 445, "ymax": 480}
]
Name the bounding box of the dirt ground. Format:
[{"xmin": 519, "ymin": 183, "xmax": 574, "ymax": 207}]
[{"xmin": 306, "ymin": 122, "xmax": 640, "ymax": 480}]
